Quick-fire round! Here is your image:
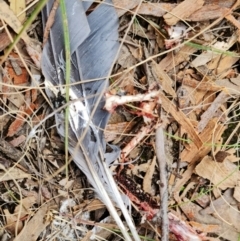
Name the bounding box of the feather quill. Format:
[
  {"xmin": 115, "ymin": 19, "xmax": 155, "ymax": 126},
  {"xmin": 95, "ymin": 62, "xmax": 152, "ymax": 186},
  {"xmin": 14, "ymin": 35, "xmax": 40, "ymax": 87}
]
[{"xmin": 41, "ymin": 0, "xmax": 140, "ymax": 240}]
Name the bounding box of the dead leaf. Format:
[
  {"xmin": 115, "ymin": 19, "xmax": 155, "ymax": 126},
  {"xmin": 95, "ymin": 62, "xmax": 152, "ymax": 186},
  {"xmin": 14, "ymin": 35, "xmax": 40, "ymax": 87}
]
[
  {"xmin": 163, "ymin": 0, "xmax": 204, "ymax": 25},
  {"xmin": 4, "ymin": 209, "xmax": 23, "ymax": 235},
  {"xmin": 105, "ymin": 121, "xmax": 137, "ymax": 142},
  {"xmin": 5, "ymin": 53, "xmax": 29, "ymax": 85},
  {"xmin": 0, "ymin": 0, "xmax": 29, "ymax": 40},
  {"xmin": 9, "ymin": 0, "xmax": 26, "ymax": 22},
  {"xmin": 7, "ymin": 103, "xmax": 36, "ymax": 137},
  {"xmin": 191, "ymin": 35, "xmax": 237, "ymax": 68},
  {"xmin": 233, "ymin": 185, "xmax": 240, "ymax": 202},
  {"xmin": 152, "ymin": 60, "xmax": 176, "ymax": 97},
  {"xmin": 187, "ymin": 4, "xmax": 229, "ymax": 21},
  {"xmin": 180, "ymin": 75, "xmax": 222, "ymax": 92},
  {"xmin": 59, "ymin": 178, "xmax": 74, "ymax": 189},
  {"xmin": 159, "ymin": 91, "xmax": 203, "ymax": 149},
  {"xmin": 0, "ymin": 30, "xmax": 11, "ymax": 51},
  {"xmin": 112, "ymin": 0, "xmax": 141, "ymax": 17},
  {"xmin": 0, "ymin": 0, "xmax": 41, "ymax": 68},
  {"xmin": 197, "ymin": 91, "xmax": 229, "ymax": 133},
  {"xmin": 13, "ymin": 202, "xmax": 51, "ymax": 241},
  {"xmin": 4, "ymin": 196, "xmax": 36, "ymax": 235},
  {"xmin": 41, "ymin": 186, "xmax": 52, "ymax": 200},
  {"xmin": 180, "ymin": 120, "xmax": 225, "ymax": 163},
  {"xmin": 0, "ymin": 164, "xmax": 30, "ymax": 181},
  {"xmin": 9, "ymin": 135, "xmax": 26, "ymax": 147},
  {"xmin": 133, "ymin": 2, "xmax": 176, "ymax": 17},
  {"xmin": 181, "ymin": 195, "xmax": 240, "ymax": 240},
  {"xmin": 208, "ymin": 54, "xmax": 239, "ymax": 78},
  {"xmin": 158, "ymin": 45, "xmax": 197, "ymax": 71},
  {"xmin": 215, "ymin": 77, "xmax": 240, "ymax": 95},
  {"xmin": 214, "ymin": 151, "xmax": 230, "ymax": 163},
  {"xmin": 117, "ymin": 45, "xmax": 136, "ymax": 68},
  {"xmin": 195, "ymin": 156, "xmax": 239, "ymax": 190},
  {"xmin": 143, "ymin": 157, "xmax": 156, "ymax": 194}
]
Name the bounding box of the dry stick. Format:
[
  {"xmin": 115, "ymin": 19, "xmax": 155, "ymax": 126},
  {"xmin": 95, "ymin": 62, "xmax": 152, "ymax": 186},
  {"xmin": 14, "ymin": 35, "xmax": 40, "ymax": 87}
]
[
  {"xmin": 197, "ymin": 91, "xmax": 229, "ymax": 132},
  {"xmin": 43, "ymin": 0, "xmax": 60, "ymax": 46},
  {"xmin": 155, "ymin": 126, "xmax": 169, "ymax": 241}
]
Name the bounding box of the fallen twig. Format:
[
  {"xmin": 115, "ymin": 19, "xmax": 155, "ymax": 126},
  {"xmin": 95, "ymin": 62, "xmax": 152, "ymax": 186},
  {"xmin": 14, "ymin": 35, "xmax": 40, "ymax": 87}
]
[
  {"xmin": 43, "ymin": 0, "xmax": 60, "ymax": 46},
  {"xmin": 155, "ymin": 126, "xmax": 169, "ymax": 241}
]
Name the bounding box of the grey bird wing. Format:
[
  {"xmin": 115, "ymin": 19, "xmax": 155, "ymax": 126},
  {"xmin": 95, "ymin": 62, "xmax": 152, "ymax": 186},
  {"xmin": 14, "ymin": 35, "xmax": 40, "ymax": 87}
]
[{"xmin": 41, "ymin": 1, "xmax": 141, "ymax": 240}]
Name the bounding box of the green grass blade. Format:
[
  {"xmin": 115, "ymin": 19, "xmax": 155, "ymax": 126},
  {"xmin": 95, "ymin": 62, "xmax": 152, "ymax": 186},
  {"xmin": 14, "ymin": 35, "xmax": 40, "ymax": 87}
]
[{"xmin": 59, "ymin": 0, "xmax": 71, "ymax": 179}]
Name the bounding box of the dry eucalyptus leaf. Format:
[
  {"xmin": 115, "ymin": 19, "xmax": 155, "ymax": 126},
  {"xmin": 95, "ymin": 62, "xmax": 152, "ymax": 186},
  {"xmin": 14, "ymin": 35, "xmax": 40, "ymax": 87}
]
[
  {"xmin": 0, "ymin": 0, "xmax": 41, "ymax": 67},
  {"xmin": 152, "ymin": 60, "xmax": 176, "ymax": 97},
  {"xmin": 163, "ymin": 0, "xmax": 204, "ymax": 25},
  {"xmin": 0, "ymin": 164, "xmax": 30, "ymax": 181},
  {"xmin": 195, "ymin": 156, "xmax": 239, "ymax": 190},
  {"xmin": 233, "ymin": 185, "xmax": 240, "ymax": 202},
  {"xmin": 9, "ymin": 0, "xmax": 26, "ymax": 22},
  {"xmin": 187, "ymin": 4, "xmax": 229, "ymax": 21},
  {"xmin": 13, "ymin": 202, "xmax": 51, "ymax": 241},
  {"xmin": 134, "ymin": 2, "xmax": 176, "ymax": 17},
  {"xmin": 112, "ymin": 0, "xmax": 140, "ymax": 17},
  {"xmin": 143, "ymin": 157, "xmax": 156, "ymax": 195},
  {"xmin": 197, "ymin": 91, "xmax": 229, "ymax": 133}
]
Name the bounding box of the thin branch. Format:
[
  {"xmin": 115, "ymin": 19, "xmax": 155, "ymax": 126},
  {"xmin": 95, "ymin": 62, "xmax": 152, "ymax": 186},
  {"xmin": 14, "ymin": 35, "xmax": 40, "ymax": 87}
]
[{"xmin": 155, "ymin": 126, "xmax": 169, "ymax": 241}]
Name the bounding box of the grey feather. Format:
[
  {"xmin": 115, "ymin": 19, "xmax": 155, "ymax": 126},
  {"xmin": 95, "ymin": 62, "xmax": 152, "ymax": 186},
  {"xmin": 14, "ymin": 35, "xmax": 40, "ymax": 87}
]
[{"xmin": 41, "ymin": 1, "xmax": 140, "ymax": 240}]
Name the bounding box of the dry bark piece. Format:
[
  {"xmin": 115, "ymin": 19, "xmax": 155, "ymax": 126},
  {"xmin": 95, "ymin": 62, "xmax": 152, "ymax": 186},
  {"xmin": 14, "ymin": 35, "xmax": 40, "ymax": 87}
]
[{"xmin": 163, "ymin": 0, "xmax": 204, "ymax": 26}]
